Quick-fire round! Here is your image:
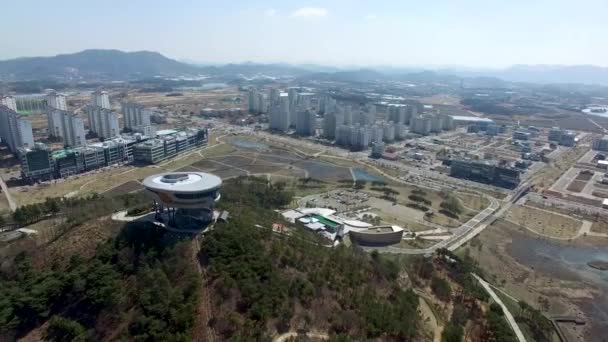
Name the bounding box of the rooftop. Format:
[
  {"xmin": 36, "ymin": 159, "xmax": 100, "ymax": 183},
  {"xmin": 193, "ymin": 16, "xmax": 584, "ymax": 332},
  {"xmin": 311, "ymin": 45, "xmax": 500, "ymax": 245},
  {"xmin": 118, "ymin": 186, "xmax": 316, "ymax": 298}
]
[
  {"xmin": 143, "ymin": 172, "xmax": 222, "ymax": 193},
  {"xmin": 450, "ymin": 115, "xmax": 494, "ymax": 123}
]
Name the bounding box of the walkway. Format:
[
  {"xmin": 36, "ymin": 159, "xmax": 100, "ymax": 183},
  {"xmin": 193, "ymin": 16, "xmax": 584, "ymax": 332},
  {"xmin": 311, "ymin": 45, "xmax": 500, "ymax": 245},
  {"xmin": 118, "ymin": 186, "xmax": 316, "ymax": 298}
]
[
  {"xmin": 473, "ymin": 274, "xmax": 526, "ymax": 342},
  {"xmin": 0, "ymin": 176, "xmax": 16, "ymax": 212},
  {"xmin": 273, "ymin": 332, "xmax": 329, "ymax": 342}
]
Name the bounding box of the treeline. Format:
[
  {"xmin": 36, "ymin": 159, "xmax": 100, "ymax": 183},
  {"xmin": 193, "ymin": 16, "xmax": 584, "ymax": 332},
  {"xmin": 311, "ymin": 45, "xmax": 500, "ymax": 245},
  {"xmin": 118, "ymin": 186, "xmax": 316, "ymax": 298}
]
[
  {"xmin": 461, "ymin": 98, "xmax": 518, "ymax": 116},
  {"xmin": 440, "ymin": 195, "xmax": 464, "ymax": 219},
  {"xmin": 0, "ymin": 222, "xmax": 200, "ymax": 341},
  {"xmin": 11, "ymin": 192, "xmax": 147, "ymax": 227},
  {"xmin": 200, "ymin": 178, "xmax": 421, "ymax": 340},
  {"xmin": 219, "ymin": 176, "xmax": 294, "ymax": 211}
]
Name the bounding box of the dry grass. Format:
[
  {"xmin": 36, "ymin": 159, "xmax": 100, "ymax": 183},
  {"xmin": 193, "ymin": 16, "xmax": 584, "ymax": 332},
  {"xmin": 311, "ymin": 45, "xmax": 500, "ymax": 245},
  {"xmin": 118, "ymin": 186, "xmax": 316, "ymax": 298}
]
[{"xmin": 504, "ymin": 205, "xmax": 581, "ymax": 239}]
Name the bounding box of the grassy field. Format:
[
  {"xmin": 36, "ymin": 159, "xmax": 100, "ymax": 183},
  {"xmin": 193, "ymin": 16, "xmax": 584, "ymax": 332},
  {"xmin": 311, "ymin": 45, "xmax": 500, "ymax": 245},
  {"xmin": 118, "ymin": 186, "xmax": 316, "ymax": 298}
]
[
  {"xmin": 456, "ymin": 192, "xmax": 491, "ymax": 211},
  {"xmin": 534, "ymin": 146, "xmax": 590, "ymax": 190},
  {"xmin": 504, "ymin": 205, "xmax": 581, "ymax": 239}
]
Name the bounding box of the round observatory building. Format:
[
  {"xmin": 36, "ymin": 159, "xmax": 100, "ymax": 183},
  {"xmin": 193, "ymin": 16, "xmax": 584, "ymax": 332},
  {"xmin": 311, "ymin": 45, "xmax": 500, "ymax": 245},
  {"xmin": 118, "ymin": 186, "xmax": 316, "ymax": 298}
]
[{"xmin": 142, "ymin": 172, "xmax": 222, "ymax": 230}]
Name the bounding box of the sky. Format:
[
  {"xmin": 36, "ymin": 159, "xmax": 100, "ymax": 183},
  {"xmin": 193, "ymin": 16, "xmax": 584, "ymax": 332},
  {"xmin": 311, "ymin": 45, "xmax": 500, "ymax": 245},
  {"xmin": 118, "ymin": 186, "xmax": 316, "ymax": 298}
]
[{"xmin": 2, "ymin": 0, "xmax": 608, "ymax": 68}]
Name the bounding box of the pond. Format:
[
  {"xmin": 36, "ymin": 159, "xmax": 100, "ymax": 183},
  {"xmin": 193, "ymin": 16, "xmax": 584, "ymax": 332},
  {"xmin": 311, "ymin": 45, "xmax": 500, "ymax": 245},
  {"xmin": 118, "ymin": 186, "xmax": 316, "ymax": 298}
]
[
  {"xmin": 507, "ymin": 231, "xmax": 608, "ymax": 335},
  {"xmin": 231, "ymin": 138, "xmax": 269, "ymax": 150},
  {"xmin": 352, "ymin": 168, "xmax": 385, "ymax": 183}
]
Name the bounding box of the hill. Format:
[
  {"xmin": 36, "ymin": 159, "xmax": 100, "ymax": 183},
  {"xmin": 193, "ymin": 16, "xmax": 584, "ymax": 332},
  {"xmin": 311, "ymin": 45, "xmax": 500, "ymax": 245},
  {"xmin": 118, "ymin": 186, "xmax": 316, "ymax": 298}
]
[
  {"xmin": 0, "ymin": 49, "xmax": 200, "ymax": 80},
  {"xmin": 0, "ymin": 177, "xmax": 554, "ymax": 341}
]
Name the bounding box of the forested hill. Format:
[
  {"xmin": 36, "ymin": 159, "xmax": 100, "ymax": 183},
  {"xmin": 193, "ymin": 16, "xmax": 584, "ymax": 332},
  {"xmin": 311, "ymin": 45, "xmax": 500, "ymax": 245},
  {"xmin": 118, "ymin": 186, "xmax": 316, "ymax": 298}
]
[
  {"xmin": 0, "ymin": 176, "xmax": 554, "ymax": 341},
  {"xmin": 0, "ymin": 49, "xmax": 200, "ymax": 80}
]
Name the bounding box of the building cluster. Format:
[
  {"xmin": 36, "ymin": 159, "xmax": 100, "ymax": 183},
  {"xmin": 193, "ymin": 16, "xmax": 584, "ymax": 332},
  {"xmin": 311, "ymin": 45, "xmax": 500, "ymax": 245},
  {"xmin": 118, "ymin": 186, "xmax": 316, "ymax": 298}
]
[
  {"xmin": 593, "ymin": 135, "xmax": 608, "ymax": 152},
  {"xmin": 1, "ymin": 90, "xmax": 208, "ymax": 183},
  {"xmin": 19, "ymin": 128, "xmax": 208, "ymax": 183},
  {"xmin": 547, "ymin": 127, "xmax": 576, "ymax": 147},
  {"xmin": 248, "ymin": 89, "xmax": 268, "ymax": 114},
  {"xmin": 264, "ymin": 87, "xmax": 319, "ymax": 135},
  {"xmin": 449, "ymin": 158, "xmax": 521, "ymax": 188}
]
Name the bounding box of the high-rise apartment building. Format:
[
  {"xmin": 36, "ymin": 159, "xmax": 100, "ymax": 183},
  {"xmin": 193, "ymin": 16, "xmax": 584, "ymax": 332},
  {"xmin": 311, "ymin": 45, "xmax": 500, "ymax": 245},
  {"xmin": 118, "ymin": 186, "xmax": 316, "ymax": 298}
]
[
  {"xmin": 0, "ymin": 105, "xmax": 35, "ymax": 153},
  {"xmin": 46, "ymin": 91, "xmax": 67, "ymax": 111},
  {"xmin": 87, "ymin": 105, "xmax": 120, "ymax": 139},
  {"xmin": 91, "ymin": 90, "xmax": 111, "ymax": 109},
  {"xmin": 296, "ymin": 109, "xmax": 316, "ymax": 136},
  {"xmin": 122, "ymin": 102, "xmax": 152, "ymax": 129},
  {"xmin": 269, "ymin": 94, "xmax": 290, "ymax": 132},
  {"xmin": 58, "ymin": 111, "xmax": 86, "ymax": 147},
  {"xmin": 1, "ymin": 95, "xmax": 17, "ymax": 111}
]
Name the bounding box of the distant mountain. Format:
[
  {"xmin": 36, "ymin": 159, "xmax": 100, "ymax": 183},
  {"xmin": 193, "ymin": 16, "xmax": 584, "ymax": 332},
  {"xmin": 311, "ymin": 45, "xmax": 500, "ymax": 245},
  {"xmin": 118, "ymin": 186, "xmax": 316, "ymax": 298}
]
[
  {"xmin": 0, "ymin": 49, "xmax": 200, "ymax": 80},
  {"xmin": 496, "ymin": 65, "xmax": 608, "ymax": 85}
]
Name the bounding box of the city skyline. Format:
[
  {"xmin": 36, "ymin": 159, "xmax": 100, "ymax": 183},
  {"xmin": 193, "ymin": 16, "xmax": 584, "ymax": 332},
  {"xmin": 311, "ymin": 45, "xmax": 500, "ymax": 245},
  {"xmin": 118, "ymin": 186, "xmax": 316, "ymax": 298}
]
[{"xmin": 2, "ymin": 0, "xmax": 608, "ymax": 68}]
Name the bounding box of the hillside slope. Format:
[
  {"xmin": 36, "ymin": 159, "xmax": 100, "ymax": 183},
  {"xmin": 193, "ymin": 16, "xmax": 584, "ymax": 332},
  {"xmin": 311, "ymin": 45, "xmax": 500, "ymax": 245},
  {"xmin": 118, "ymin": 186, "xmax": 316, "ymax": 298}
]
[{"xmin": 0, "ymin": 49, "xmax": 200, "ymax": 80}]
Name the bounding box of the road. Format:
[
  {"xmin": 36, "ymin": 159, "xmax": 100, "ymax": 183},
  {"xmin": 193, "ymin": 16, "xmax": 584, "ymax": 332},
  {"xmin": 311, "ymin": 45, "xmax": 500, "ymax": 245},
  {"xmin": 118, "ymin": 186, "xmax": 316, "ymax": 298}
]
[
  {"xmin": 0, "ymin": 176, "xmax": 16, "ymax": 212},
  {"xmin": 473, "ymin": 274, "xmax": 527, "ymax": 342}
]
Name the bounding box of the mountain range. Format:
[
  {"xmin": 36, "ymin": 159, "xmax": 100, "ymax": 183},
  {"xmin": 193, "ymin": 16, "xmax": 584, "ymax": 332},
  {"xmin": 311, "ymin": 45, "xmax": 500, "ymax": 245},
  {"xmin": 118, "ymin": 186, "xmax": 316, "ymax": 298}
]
[{"xmin": 0, "ymin": 49, "xmax": 607, "ymax": 86}]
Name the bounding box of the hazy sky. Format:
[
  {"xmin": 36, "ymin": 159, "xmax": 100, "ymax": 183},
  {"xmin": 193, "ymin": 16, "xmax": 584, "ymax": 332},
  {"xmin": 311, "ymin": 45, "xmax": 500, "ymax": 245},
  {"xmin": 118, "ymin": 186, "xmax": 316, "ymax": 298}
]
[{"xmin": 2, "ymin": 0, "xmax": 608, "ymax": 68}]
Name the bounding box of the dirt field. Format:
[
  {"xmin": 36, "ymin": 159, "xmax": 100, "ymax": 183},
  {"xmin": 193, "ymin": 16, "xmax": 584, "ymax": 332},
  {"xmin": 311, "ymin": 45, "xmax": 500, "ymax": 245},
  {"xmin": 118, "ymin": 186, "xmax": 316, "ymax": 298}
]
[
  {"xmin": 566, "ymin": 179, "xmax": 587, "ymax": 192},
  {"xmin": 575, "ymin": 171, "xmax": 594, "ymax": 181},
  {"xmin": 590, "ymin": 217, "xmax": 608, "ymax": 234},
  {"xmin": 504, "ymin": 205, "xmax": 582, "ymax": 239}
]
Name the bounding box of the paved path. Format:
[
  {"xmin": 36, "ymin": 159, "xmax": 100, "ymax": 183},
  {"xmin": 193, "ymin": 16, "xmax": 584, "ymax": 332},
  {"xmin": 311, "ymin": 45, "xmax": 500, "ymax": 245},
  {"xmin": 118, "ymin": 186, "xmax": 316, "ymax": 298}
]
[
  {"xmin": 0, "ymin": 176, "xmax": 16, "ymax": 212},
  {"xmin": 273, "ymin": 332, "xmax": 329, "ymax": 342},
  {"xmin": 473, "ymin": 274, "xmax": 526, "ymax": 342}
]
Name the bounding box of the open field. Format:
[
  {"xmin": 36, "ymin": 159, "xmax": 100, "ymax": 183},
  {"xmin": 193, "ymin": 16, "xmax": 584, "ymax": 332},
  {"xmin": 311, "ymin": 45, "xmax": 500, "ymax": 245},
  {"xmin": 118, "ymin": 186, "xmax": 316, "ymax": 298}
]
[
  {"xmin": 534, "ymin": 146, "xmax": 590, "ymax": 190},
  {"xmin": 566, "ymin": 179, "xmax": 587, "ymax": 192},
  {"xmin": 104, "ymin": 180, "xmax": 144, "ymax": 197},
  {"xmin": 504, "ymin": 205, "xmax": 582, "ymax": 239}
]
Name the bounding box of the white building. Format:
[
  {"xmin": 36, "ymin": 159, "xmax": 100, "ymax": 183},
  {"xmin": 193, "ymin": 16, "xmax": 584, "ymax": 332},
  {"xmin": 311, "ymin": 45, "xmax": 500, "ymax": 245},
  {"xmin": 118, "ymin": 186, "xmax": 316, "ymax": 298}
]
[
  {"xmin": 319, "ymin": 96, "xmax": 336, "ymax": 114},
  {"xmin": 122, "ymin": 102, "xmax": 151, "ymax": 129},
  {"xmin": 60, "ymin": 112, "xmax": 86, "ymax": 147},
  {"xmin": 387, "ymin": 104, "xmax": 407, "ymax": 124},
  {"xmin": 370, "ymin": 125, "xmax": 384, "ymax": 143},
  {"xmin": 269, "ymin": 94, "xmax": 290, "ymax": 132},
  {"xmin": 351, "ymin": 124, "xmax": 371, "ymax": 151},
  {"xmin": 91, "ymin": 90, "xmax": 111, "ymax": 109},
  {"xmin": 248, "ymin": 90, "xmax": 268, "ymax": 114},
  {"xmin": 1, "ymin": 95, "xmax": 17, "ymax": 111},
  {"xmin": 383, "ymin": 121, "xmax": 396, "ymax": 142},
  {"xmin": 46, "ymin": 91, "xmax": 67, "ymax": 111},
  {"xmin": 288, "ymin": 88, "xmax": 298, "ymax": 126},
  {"xmin": 270, "ymin": 88, "xmax": 280, "ymax": 107},
  {"xmin": 0, "ymin": 106, "xmax": 34, "ymax": 153},
  {"xmin": 430, "ymin": 115, "xmax": 444, "ymax": 133},
  {"xmin": 296, "ymin": 109, "xmax": 316, "ymax": 136},
  {"xmin": 323, "ymin": 111, "xmax": 343, "ymax": 139},
  {"xmin": 395, "ymin": 123, "xmax": 407, "ymax": 140},
  {"xmin": 48, "ymin": 109, "xmax": 65, "ymax": 138},
  {"xmin": 87, "ymin": 105, "xmax": 120, "ymax": 139},
  {"xmin": 407, "ymin": 105, "xmax": 418, "ymax": 124},
  {"xmin": 411, "ymin": 115, "xmax": 431, "ymax": 135}
]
